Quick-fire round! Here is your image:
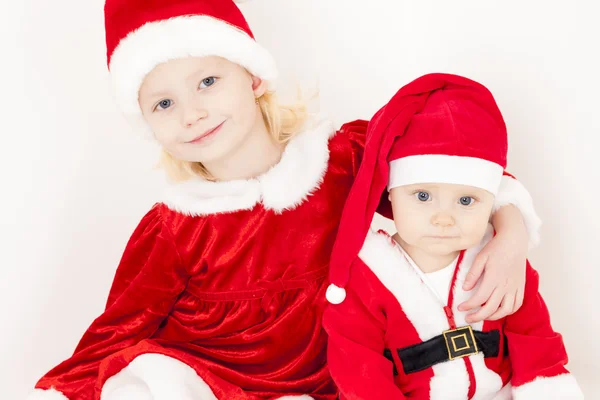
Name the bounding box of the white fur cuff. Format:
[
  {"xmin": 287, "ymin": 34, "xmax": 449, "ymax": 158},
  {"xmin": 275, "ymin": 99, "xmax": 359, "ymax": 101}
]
[
  {"xmin": 25, "ymin": 388, "xmax": 69, "ymax": 400},
  {"xmin": 101, "ymin": 353, "xmax": 217, "ymax": 400},
  {"xmin": 512, "ymin": 374, "xmax": 584, "ymax": 399},
  {"xmin": 493, "ymin": 175, "xmax": 542, "ymax": 249}
]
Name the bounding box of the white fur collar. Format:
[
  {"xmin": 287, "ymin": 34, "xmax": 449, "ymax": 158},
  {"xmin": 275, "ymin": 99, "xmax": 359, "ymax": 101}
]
[
  {"xmin": 162, "ymin": 118, "xmax": 336, "ymax": 216},
  {"xmin": 358, "ymin": 227, "xmax": 504, "ymax": 399},
  {"xmin": 358, "ymin": 227, "xmax": 495, "ymax": 337}
]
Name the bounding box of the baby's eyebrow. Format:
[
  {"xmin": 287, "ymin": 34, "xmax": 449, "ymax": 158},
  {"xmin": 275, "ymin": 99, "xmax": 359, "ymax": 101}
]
[{"xmin": 146, "ymin": 90, "xmax": 170, "ymax": 99}]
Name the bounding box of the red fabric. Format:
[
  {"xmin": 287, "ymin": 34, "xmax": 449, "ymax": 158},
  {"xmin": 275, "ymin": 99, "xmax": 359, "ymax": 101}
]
[
  {"xmin": 31, "ymin": 117, "xmax": 535, "ymax": 399},
  {"xmin": 502, "ymin": 170, "xmax": 517, "ymax": 179},
  {"xmin": 464, "ymin": 357, "xmax": 477, "ymax": 399},
  {"xmin": 104, "ymin": 0, "xmax": 255, "ymax": 66},
  {"xmin": 97, "ymin": 340, "xmax": 250, "ymax": 399},
  {"xmin": 387, "ymin": 79, "xmax": 507, "ymax": 167},
  {"xmin": 504, "ymin": 262, "xmax": 570, "ymax": 387},
  {"xmin": 36, "ymin": 208, "xmax": 188, "ymax": 397},
  {"xmin": 440, "ymin": 250, "xmax": 477, "ymax": 399},
  {"xmin": 324, "ymin": 258, "xmax": 411, "ymax": 400},
  {"xmin": 329, "ymin": 73, "xmax": 509, "ymax": 293},
  {"xmin": 339, "ymin": 119, "xmax": 394, "ymax": 220},
  {"xmin": 34, "ymin": 128, "xmax": 366, "ymax": 400},
  {"xmin": 324, "ymin": 250, "xmax": 572, "ymax": 398},
  {"xmin": 445, "ymin": 250, "xmax": 466, "ymax": 328}
]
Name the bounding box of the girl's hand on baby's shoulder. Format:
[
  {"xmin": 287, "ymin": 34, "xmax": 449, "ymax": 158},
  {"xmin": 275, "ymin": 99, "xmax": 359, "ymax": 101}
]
[{"xmin": 458, "ymin": 216, "xmax": 528, "ymax": 323}]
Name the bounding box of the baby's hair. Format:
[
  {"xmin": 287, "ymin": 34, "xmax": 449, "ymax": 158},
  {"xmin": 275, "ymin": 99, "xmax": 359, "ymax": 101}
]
[{"xmin": 159, "ymin": 90, "xmax": 308, "ymax": 181}]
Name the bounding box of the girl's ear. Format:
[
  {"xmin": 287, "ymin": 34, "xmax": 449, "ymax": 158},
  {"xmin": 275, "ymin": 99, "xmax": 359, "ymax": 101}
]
[{"xmin": 251, "ymin": 75, "xmax": 268, "ymax": 98}]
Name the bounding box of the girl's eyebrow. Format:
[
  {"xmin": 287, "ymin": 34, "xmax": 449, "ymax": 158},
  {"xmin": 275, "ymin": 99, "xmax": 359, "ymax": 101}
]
[
  {"xmin": 185, "ymin": 66, "xmax": 208, "ymax": 84},
  {"xmin": 145, "ymin": 67, "xmax": 210, "ymax": 99}
]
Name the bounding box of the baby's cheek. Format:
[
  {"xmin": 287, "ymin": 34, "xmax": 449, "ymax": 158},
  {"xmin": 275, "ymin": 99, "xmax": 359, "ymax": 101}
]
[
  {"xmin": 398, "ymin": 224, "xmax": 422, "ymax": 244},
  {"xmin": 465, "ymin": 219, "xmax": 489, "ymax": 243}
]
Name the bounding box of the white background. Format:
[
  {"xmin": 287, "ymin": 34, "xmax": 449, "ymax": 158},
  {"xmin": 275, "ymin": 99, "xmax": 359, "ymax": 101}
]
[{"xmin": 2, "ymin": 0, "xmax": 598, "ymax": 397}]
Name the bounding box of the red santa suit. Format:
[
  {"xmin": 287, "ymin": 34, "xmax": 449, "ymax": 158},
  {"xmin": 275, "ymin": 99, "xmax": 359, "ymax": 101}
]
[
  {"xmin": 324, "ymin": 73, "xmax": 582, "ymax": 399},
  {"xmin": 26, "ymin": 5, "xmax": 543, "ymax": 400},
  {"xmin": 325, "ymin": 228, "xmax": 582, "ymax": 399}
]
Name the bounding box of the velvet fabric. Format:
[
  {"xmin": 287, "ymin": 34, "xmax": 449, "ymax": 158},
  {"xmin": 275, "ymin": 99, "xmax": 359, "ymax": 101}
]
[
  {"xmin": 33, "ymin": 125, "xmax": 366, "ymax": 400},
  {"xmin": 324, "ymin": 229, "xmax": 576, "ymax": 399},
  {"xmin": 32, "ymin": 119, "xmax": 542, "ymax": 399}
]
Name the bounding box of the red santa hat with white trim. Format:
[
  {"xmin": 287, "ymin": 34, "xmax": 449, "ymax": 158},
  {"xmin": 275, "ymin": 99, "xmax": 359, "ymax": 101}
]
[
  {"xmin": 104, "ymin": 0, "xmax": 276, "ymax": 134},
  {"xmin": 326, "ymin": 73, "xmax": 509, "ymax": 304}
]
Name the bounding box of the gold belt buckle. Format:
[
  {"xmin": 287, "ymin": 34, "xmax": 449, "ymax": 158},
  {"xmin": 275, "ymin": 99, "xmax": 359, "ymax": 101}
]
[{"xmin": 443, "ymin": 326, "xmax": 479, "ymax": 360}]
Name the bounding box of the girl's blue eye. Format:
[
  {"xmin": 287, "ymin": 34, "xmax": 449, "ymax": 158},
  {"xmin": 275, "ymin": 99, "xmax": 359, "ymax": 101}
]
[
  {"xmin": 156, "ymin": 99, "xmax": 172, "ymax": 110},
  {"xmin": 415, "ymin": 192, "xmax": 430, "ymax": 202},
  {"xmin": 460, "ymin": 196, "xmax": 475, "ymax": 206},
  {"xmin": 199, "ymin": 77, "xmax": 216, "ymax": 88}
]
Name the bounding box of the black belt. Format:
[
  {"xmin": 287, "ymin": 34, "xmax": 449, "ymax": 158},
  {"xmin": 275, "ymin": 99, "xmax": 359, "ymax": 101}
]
[{"xmin": 384, "ymin": 328, "xmax": 507, "ymax": 375}]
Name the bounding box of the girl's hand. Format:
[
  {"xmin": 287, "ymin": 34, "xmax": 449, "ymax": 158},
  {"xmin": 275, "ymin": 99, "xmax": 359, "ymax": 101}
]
[{"xmin": 458, "ymin": 205, "xmax": 528, "ymax": 323}]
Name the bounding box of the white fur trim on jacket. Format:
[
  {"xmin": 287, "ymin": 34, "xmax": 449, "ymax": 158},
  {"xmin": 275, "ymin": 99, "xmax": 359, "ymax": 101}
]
[
  {"xmin": 101, "ymin": 353, "xmax": 217, "ymax": 400},
  {"xmin": 512, "ymin": 373, "xmax": 584, "ymax": 399},
  {"xmin": 359, "ymin": 227, "xmax": 504, "ymax": 399},
  {"xmin": 493, "ymin": 175, "xmax": 542, "ymax": 249},
  {"xmin": 162, "ymin": 117, "xmax": 336, "ymax": 215},
  {"xmin": 276, "ymin": 396, "xmax": 314, "ymax": 400},
  {"xmin": 25, "ymin": 388, "xmax": 69, "ymax": 400}
]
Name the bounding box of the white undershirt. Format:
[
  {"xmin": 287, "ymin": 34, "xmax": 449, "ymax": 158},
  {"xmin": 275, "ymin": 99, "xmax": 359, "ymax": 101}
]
[
  {"xmin": 394, "ymin": 241, "xmax": 459, "ymax": 303},
  {"xmin": 425, "ymin": 263, "xmax": 457, "ymax": 301}
]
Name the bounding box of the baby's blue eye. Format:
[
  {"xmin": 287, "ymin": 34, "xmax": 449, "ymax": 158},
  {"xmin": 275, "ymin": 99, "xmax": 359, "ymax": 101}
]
[
  {"xmin": 199, "ymin": 77, "xmax": 216, "ymax": 88},
  {"xmin": 460, "ymin": 196, "xmax": 475, "ymax": 206},
  {"xmin": 156, "ymin": 99, "xmax": 172, "ymax": 110},
  {"xmin": 415, "ymin": 192, "xmax": 430, "ymax": 202}
]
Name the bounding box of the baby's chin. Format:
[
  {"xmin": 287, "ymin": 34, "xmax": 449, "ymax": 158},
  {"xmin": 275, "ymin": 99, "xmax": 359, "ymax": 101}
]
[{"xmin": 419, "ymin": 238, "xmax": 475, "ymax": 256}]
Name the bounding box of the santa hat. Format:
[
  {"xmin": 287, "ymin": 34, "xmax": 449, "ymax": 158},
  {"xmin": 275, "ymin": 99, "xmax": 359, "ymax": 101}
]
[
  {"xmin": 104, "ymin": 0, "xmax": 277, "ymax": 131},
  {"xmin": 326, "ymin": 73, "xmax": 508, "ymax": 304}
]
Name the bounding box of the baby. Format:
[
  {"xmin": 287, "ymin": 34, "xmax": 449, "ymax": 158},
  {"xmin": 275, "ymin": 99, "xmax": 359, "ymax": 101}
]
[{"xmin": 324, "ymin": 73, "xmax": 583, "ymax": 399}]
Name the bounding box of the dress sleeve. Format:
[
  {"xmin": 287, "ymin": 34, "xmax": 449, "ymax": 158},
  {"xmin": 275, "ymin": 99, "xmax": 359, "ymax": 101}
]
[
  {"xmin": 28, "ymin": 205, "xmax": 190, "ymax": 400},
  {"xmin": 338, "ymin": 119, "xmax": 369, "ymax": 179}
]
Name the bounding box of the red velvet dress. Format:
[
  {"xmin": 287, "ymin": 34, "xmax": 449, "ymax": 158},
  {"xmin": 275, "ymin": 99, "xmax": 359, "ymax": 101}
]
[
  {"xmin": 30, "ymin": 119, "xmax": 363, "ymax": 400},
  {"xmin": 28, "ymin": 119, "xmax": 540, "ymax": 400}
]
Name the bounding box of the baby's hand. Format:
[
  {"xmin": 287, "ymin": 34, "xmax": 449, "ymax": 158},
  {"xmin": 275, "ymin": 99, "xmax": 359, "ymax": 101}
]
[{"xmin": 458, "ymin": 216, "xmax": 528, "ymax": 323}]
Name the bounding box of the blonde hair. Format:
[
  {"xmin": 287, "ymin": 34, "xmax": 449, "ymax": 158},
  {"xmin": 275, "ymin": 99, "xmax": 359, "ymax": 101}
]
[{"xmin": 159, "ymin": 91, "xmax": 308, "ymax": 181}]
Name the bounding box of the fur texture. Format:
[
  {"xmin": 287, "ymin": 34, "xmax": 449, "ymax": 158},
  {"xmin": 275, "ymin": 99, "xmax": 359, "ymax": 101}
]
[
  {"xmin": 109, "ymin": 15, "xmax": 277, "ymax": 115},
  {"xmin": 162, "ymin": 118, "xmax": 335, "ymax": 216},
  {"xmin": 25, "ymin": 388, "xmax": 69, "ymax": 400},
  {"xmin": 108, "ymin": 14, "xmax": 278, "ymax": 137},
  {"xmin": 512, "ymin": 373, "xmax": 584, "ymax": 399},
  {"xmin": 359, "ymin": 228, "xmax": 504, "ymax": 399},
  {"xmin": 494, "ymin": 175, "xmax": 542, "ymax": 249},
  {"xmin": 389, "ymin": 155, "xmax": 504, "ymax": 195},
  {"xmin": 101, "ymin": 353, "xmax": 217, "ymax": 400}
]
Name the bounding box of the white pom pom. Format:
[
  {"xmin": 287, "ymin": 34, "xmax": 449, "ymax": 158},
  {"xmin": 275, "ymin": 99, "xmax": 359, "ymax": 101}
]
[
  {"xmin": 233, "ymin": 0, "xmax": 253, "ymax": 3},
  {"xmin": 326, "ymin": 284, "xmax": 346, "ymax": 304}
]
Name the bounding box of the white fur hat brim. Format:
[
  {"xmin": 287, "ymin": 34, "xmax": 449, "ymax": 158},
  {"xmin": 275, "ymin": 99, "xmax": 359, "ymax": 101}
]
[{"xmin": 108, "ymin": 15, "xmax": 278, "ymax": 118}]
